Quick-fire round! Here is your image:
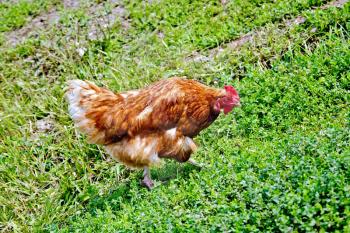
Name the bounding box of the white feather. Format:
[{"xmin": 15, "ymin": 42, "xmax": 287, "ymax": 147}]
[
  {"xmin": 166, "ymin": 128, "xmax": 177, "ymax": 139},
  {"xmin": 137, "ymin": 106, "xmax": 153, "ymax": 120}
]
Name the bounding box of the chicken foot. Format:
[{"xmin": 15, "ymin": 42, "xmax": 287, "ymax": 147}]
[
  {"xmin": 141, "ymin": 167, "xmax": 154, "ymax": 190},
  {"xmin": 188, "ymin": 158, "xmax": 204, "ymax": 168}
]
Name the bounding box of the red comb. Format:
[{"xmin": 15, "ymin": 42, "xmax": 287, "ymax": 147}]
[{"xmin": 224, "ymin": 86, "xmax": 239, "ymax": 96}]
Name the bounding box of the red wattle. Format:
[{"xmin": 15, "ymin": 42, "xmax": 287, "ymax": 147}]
[{"xmin": 223, "ymin": 106, "xmax": 232, "ymax": 114}]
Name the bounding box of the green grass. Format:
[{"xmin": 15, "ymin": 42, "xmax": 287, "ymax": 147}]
[
  {"xmin": 0, "ymin": 0, "xmax": 60, "ymax": 32},
  {"xmin": 125, "ymin": 0, "xmax": 328, "ymax": 49},
  {"xmin": 0, "ymin": 0, "xmax": 349, "ymax": 232}
]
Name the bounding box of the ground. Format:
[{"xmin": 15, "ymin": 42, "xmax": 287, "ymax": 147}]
[{"xmin": 0, "ymin": 0, "xmax": 349, "ymax": 232}]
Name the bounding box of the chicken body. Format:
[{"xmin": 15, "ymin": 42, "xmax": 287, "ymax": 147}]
[{"xmin": 66, "ymin": 77, "xmax": 239, "ymax": 188}]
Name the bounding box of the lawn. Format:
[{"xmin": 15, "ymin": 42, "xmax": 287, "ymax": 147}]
[{"xmin": 0, "ymin": 0, "xmax": 349, "ymax": 232}]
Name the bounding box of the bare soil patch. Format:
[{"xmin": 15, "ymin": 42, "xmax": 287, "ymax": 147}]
[
  {"xmin": 30, "ymin": 114, "xmax": 56, "ymax": 142},
  {"xmin": 4, "ymin": 0, "xmax": 129, "ymax": 47},
  {"xmin": 87, "ymin": 2, "xmax": 129, "ymax": 40}
]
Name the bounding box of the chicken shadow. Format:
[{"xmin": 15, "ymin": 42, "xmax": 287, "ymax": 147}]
[{"xmin": 151, "ymin": 160, "xmax": 202, "ymax": 184}]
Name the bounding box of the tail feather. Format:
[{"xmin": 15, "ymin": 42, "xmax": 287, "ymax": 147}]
[
  {"xmin": 65, "ymin": 80, "xmax": 121, "ymax": 144},
  {"xmin": 66, "ymin": 80, "xmax": 96, "ymax": 122}
]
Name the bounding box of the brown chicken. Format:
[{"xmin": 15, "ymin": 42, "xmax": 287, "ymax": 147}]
[{"xmin": 65, "ymin": 77, "xmax": 240, "ymax": 189}]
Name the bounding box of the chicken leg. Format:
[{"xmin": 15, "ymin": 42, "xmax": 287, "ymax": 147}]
[{"xmin": 141, "ymin": 167, "xmax": 154, "ymax": 190}]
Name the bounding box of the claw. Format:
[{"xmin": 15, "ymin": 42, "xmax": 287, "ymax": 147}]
[
  {"xmin": 188, "ymin": 158, "xmax": 204, "ymax": 168},
  {"xmin": 141, "ymin": 178, "xmax": 154, "ymax": 190}
]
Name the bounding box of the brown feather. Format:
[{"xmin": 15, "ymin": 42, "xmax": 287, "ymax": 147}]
[{"xmin": 66, "ymin": 77, "xmax": 226, "ymax": 168}]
